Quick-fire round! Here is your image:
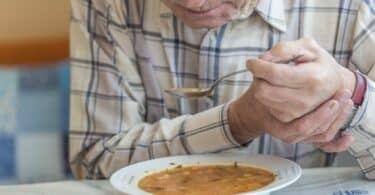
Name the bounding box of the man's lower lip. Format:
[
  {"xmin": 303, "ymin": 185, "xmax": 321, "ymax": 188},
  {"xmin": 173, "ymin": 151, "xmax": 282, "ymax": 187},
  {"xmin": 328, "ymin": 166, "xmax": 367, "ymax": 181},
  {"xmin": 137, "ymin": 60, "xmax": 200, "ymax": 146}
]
[
  {"xmin": 184, "ymin": 5, "xmax": 222, "ymax": 17},
  {"xmin": 186, "ymin": 9, "xmax": 215, "ymax": 16}
]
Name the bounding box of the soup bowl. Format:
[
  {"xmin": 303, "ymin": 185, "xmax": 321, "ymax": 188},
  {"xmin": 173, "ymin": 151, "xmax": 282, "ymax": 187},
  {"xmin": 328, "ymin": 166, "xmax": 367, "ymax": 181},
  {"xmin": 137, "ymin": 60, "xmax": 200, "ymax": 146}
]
[{"xmin": 110, "ymin": 153, "xmax": 301, "ymax": 195}]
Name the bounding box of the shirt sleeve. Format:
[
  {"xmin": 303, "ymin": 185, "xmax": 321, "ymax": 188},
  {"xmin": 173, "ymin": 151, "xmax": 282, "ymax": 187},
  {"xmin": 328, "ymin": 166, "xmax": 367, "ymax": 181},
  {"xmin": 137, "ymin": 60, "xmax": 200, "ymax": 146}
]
[
  {"xmin": 345, "ymin": 0, "xmax": 375, "ymax": 180},
  {"xmin": 69, "ymin": 0, "xmax": 241, "ymax": 179}
]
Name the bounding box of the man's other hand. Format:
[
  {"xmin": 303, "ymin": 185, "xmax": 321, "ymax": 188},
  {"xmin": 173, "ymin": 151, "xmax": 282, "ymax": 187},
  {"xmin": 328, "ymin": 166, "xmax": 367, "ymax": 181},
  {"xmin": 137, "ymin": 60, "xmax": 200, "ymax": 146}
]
[
  {"xmin": 247, "ymin": 38, "xmax": 356, "ymax": 123},
  {"xmin": 229, "ymin": 38, "xmax": 357, "ymax": 153},
  {"xmin": 228, "ymin": 82, "xmax": 353, "ymax": 147}
]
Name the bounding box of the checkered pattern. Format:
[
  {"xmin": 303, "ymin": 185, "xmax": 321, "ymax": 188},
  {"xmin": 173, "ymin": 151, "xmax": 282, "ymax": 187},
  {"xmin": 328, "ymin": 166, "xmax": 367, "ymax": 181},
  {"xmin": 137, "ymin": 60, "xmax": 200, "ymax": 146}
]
[
  {"xmin": 70, "ymin": 0, "xmax": 375, "ymax": 179},
  {"xmin": 0, "ymin": 64, "xmax": 70, "ymax": 184}
]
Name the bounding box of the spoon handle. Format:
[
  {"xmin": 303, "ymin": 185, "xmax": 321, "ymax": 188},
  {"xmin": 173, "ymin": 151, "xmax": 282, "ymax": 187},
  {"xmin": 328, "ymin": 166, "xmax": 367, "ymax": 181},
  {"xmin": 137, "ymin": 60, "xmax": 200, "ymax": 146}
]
[
  {"xmin": 208, "ymin": 55, "xmax": 303, "ymax": 92},
  {"xmin": 209, "ymin": 69, "xmax": 248, "ymax": 91}
]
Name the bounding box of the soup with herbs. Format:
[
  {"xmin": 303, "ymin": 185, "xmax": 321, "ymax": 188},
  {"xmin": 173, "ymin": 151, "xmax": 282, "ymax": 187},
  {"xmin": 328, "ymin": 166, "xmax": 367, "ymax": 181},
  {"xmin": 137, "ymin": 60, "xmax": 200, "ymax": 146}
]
[{"xmin": 138, "ymin": 163, "xmax": 276, "ymax": 195}]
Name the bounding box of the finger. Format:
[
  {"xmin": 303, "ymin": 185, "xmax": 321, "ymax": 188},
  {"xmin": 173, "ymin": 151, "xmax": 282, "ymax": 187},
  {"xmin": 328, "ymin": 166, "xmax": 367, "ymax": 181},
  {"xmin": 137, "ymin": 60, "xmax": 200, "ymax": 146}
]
[
  {"xmin": 259, "ymin": 38, "xmax": 320, "ymax": 63},
  {"xmin": 304, "ymin": 99, "xmax": 354, "ymax": 143},
  {"xmin": 266, "ymin": 100, "xmax": 312, "ymax": 123},
  {"xmin": 315, "ymin": 135, "xmax": 354, "ymax": 153},
  {"xmin": 269, "ymin": 109, "xmax": 296, "ymax": 123},
  {"xmin": 292, "ymin": 90, "xmax": 351, "ymax": 143},
  {"xmin": 304, "ymin": 90, "xmax": 351, "ymax": 136},
  {"xmin": 280, "ymin": 99, "xmax": 340, "ymax": 142},
  {"xmin": 289, "ymin": 109, "xmax": 339, "ymax": 143},
  {"xmin": 260, "ymin": 50, "xmax": 316, "ymax": 65},
  {"xmin": 247, "ymin": 58, "xmax": 307, "ymax": 87}
]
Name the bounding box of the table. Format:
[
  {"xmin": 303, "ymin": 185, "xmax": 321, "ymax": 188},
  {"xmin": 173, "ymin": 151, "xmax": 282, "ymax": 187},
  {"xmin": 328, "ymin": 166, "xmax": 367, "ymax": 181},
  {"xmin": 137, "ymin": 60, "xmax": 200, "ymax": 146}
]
[{"xmin": 0, "ymin": 167, "xmax": 373, "ymax": 195}]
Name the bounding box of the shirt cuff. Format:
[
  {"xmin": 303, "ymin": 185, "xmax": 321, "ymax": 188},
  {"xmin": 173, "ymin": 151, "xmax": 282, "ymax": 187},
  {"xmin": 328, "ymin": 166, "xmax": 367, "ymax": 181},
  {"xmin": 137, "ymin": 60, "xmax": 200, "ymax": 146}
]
[
  {"xmin": 346, "ymin": 77, "xmax": 375, "ymax": 180},
  {"xmin": 180, "ymin": 103, "xmax": 242, "ymax": 154}
]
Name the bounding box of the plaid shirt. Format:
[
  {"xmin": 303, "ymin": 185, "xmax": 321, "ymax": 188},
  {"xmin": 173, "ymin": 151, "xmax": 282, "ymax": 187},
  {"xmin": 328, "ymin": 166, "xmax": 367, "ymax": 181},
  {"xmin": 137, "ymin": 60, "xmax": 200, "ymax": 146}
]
[{"xmin": 70, "ymin": 0, "xmax": 375, "ymax": 179}]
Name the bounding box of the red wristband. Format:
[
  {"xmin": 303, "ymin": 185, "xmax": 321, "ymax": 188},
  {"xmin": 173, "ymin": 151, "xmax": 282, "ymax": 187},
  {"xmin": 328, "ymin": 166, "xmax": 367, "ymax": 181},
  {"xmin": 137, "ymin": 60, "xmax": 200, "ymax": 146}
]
[{"xmin": 351, "ymin": 70, "xmax": 367, "ymax": 106}]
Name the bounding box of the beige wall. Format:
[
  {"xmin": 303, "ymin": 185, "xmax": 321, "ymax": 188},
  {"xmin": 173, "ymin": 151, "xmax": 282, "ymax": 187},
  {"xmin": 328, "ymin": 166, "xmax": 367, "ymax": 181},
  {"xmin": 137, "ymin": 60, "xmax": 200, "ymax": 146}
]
[{"xmin": 0, "ymin": 0, "xmax": 70, "ymax": 42}]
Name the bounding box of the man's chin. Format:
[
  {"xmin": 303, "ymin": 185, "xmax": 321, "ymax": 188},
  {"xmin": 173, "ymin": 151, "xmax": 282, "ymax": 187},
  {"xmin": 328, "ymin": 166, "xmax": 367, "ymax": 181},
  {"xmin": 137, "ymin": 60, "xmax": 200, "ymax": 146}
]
[{"xmin": 182, "ymin": 18, "xmax": 229, "ymax": 29}]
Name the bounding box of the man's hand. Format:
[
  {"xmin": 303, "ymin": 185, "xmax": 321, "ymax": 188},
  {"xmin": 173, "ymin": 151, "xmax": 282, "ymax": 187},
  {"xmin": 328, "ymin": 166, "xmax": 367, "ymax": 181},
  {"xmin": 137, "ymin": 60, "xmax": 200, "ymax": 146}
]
[
  {"xmin": 247, "ymin": 38, "xmax": 356, "ymax": 123},
  {"xmin": 229, "ymin": 38, "xmax": 357, "ymax": 153},
  {"xmin": 228, "ymin": 80, "xmax": 354, "ymax": 146}
]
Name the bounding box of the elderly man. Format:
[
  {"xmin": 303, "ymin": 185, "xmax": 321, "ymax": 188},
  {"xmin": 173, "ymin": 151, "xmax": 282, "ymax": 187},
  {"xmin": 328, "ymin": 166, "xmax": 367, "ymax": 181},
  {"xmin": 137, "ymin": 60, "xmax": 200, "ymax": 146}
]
[{"xmin": 70, "ymin": 0, "xmax": 375, "ymax": 179}]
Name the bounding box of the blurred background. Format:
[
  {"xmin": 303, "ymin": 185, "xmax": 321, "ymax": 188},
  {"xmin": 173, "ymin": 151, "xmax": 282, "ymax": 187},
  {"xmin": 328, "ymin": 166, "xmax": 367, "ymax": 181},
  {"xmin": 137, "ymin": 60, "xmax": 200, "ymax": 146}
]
[{"xmin": 0, "ymin": 0, "xmax": 70, "ymax": 184}]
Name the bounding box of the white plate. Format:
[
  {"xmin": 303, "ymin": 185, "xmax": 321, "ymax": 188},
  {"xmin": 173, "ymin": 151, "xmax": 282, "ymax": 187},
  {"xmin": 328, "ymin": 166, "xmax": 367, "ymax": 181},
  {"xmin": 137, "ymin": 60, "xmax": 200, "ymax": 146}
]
[{"xmin": 110, "ymin": 154, "xmax": 301, "ymax": 195}]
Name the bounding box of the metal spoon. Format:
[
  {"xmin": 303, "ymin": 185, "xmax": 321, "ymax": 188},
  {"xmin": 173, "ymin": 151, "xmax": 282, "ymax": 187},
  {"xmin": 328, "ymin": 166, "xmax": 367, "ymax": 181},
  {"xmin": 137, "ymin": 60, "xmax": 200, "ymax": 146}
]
[{"xmin": 165, "ymin": 55, "xmax": 303, "ymax": 98}]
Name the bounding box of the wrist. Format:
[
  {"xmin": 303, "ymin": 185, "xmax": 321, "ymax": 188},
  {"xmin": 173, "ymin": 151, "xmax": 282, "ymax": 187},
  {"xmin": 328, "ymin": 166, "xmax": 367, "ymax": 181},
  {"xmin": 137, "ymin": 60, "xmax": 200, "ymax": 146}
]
[
  {"xmin": 339, "ymin": 66, "xmax": 356, "ymax": 96},
  {"xmin": 228, "ymin": 94, "xmax": 263, "ymax": 144}
]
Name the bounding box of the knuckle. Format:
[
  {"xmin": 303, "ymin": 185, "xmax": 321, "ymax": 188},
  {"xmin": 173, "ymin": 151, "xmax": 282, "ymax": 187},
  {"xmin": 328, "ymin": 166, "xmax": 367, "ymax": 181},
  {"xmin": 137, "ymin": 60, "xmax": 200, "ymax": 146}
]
[
  {"xmin": 308, "ymin": 75, "xmax": 325, "ymax": 89},
  {"xmin": 302, "ymin": 37, "xmax": 322, "ymax": 53},
  {"xmin": 302, "ymin": 37, "xmax": 318, "ymax": 47},
  {"xmin": 309, "ymin": 74, "xmax": 321, "ymax": 84},
  {"xmin": 274, "ymin": 42, "xmax": 288, "ymax": 52}
]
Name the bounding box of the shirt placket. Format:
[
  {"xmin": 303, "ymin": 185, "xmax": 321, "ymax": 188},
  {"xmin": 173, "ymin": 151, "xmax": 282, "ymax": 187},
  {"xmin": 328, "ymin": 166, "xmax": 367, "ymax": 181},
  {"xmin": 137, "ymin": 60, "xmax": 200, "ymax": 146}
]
[{"xmin": 197, "ymin": 29, "xmax": 218, "ymax": 112}]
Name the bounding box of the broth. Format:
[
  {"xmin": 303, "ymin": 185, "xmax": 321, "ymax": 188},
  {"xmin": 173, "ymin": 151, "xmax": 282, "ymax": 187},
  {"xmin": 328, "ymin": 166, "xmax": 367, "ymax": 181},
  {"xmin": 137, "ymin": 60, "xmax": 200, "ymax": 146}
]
[{"xmin": 138, "ymin": 163, "xmax": 276, "ymax": 195}]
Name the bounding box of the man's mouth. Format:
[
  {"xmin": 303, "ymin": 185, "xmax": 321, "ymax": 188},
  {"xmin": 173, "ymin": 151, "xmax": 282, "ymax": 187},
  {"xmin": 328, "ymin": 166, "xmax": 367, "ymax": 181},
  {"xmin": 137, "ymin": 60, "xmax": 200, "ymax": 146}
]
[
  {"xmin": 184, "ymin": 6, "xmax": 219, "ymax": 16},
  {"xmin": 181, "ymin": 2, "xmax": 233, "ymax": 17}
]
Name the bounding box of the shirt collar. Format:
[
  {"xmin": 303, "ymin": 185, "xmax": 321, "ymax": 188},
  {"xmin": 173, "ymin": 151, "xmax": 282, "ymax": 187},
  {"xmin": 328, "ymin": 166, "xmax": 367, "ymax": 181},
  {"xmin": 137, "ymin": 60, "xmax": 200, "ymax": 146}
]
[{"xmin": 254, "ymin": 0, "xmax": 287, "ymax": 32}]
